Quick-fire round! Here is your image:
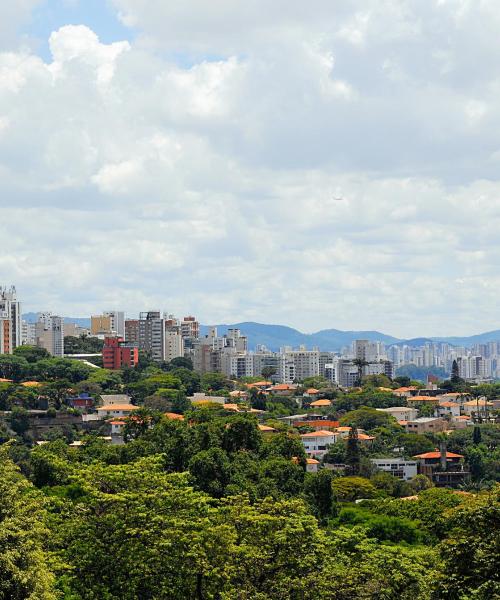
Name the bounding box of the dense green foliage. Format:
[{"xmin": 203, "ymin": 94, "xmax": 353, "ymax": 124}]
[{"xmin": 1, "ymin": 349, "xmax": 500, "ymax": 598}]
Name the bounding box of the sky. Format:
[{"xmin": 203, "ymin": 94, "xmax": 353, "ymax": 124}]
[{"xmin": 1, "ymin": 0, "xmax": 500, "ymax": 338}]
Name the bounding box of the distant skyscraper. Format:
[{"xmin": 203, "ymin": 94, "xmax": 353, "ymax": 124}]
[
  {"xmin": 0, "ymin": 286, "xmax": 22, "ymax": 354},
  {"xmin": 103, "ymin": 311, "xmax": 125, "ymax": 337},
  {"xmin": 36, "ymin": 313, "xmax": 64, "ymax": 357}
]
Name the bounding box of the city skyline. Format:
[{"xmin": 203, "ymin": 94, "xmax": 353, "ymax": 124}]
[{"xmin": 4, "ymin": 3, "xmax": 500, "ymax": 337}]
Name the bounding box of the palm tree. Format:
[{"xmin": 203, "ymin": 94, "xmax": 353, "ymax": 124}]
[{"xmin": 353, "ymin": 358, "xmax": 368, "ymax": 387}]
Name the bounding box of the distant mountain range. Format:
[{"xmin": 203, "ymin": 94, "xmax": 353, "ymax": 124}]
[
  {"xmin": 22, "ymin": 314, "xmax": 500, "ymax": 351},
  {"xmin": 23, "ymin": 313, "xmax": 91, "ymax": 328}
]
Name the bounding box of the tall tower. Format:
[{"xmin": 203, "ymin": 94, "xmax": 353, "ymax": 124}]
[{"xmin": 0, "ymin": 286, "xmax": 22, "ymax": 354}]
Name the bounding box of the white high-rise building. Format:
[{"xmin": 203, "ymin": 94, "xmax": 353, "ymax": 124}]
[
  {"xmin": 36, "ymin": 313, "xmax": 64, "ymax": 357},
  {"xmin": 165, "ymin": 330, "xmax": 184, "ymax": 362},
  {"xmin": 284, "ymin": 347, "xmax": 320, "ymax": 381},
  {"xmin": 0, "ymin": 286, "xmax": 22, "ymax": 354}
]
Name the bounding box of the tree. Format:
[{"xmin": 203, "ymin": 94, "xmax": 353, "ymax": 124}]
[
  {"xmin": 222, "ymin": 415, "xmax": 261, "ymax": 453},
  {"xmin": 436, "ymin": 487, "xmax": 500, "ymax": 599},
  {"xmin": 345, "ymin": 426, "xmax": 361, "ymax": 475},
  {"xmin": 304, "ymin": 469, "xmax": 336, "ymax": 520},
  {"xmin": 340, "ymin": 406, "xmax": 395, "ymax": 431},
  {"xmin": 261, "ymin": 366, "xmax": 277, "ymax": 380},
  {"xmin": 201, "ymin": 372, "xmax": 231, "ymax": 392},
  {"xmin": 13, "ymin": 344, "xmax": 50, "ymax": 363},
  {"xmin": 332, "ymin": 476, "xmax": 378, "ymax": 502},
  {"xmin": 473, "ymin": 425, "xmax": 482, "ymax": 445},
  {"xmin": 451, "ymin": 359, "xmax": 460, "ymax": 382},
  {"xmin": 9, "ymin": 406, "xmax": 30, "ymax": 436},
  {"xmin": 408, "ymin": 474, "xmax": 433, "ymax": 493},
  {"xmin": 0, "ymin": 446, "xmax": 57, "ymax": 599},
  {"xmin": 189, "ymin": 447, "xmax": 231, "ymax": 497},
  {"xmin": 353, "ymin": 358, "xmax": 368, "ymax": 386},
  {"xmin": 169, "ymin": 367, "xmax": 201, "ymax": 395},
  {"xmin": 0, "ymin": 354, "xmax": 29, "ymax": 382},
  {"xmin": 169, "ymin": 356, "xmax": 194, "ymax": 370}
]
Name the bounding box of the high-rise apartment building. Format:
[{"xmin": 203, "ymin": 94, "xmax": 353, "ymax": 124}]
[
  {"xmin": 0, "ymin": 286, "xmax": 22, "ymax": 354},
  {"xmin": 91, "ymin": 315, "xmax": 112, "ymax": 336},
  {"xmin": 36, "ymin": 313, "xmax": 64, "ymax": 357},
  {"xmin": 165, "ymin": 330, "xmax": 184, "ymax": 362},
  {"xmin": 103, "ymin": 311, "xmax": 125, "ymax": 338}
]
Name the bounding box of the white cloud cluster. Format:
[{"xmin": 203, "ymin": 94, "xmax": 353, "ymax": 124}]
[{"xmin": 1, "ymin": 2, "xmax": 500, "ymax": 337}]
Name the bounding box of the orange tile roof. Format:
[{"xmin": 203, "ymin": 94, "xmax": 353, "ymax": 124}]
[
  {"xmin": 22, "ymin": 381, "xmax": 42, "ymax": 387},
  {"xmin": 258, "ymin": 424, "xmax": 276, "ymax": 432},
  {"xmin": 99, "ymin": 404, "xmax": 136, "ymax": 411},
  {"xmin": 223, "ymin": 403, "xmax": 240, "ymax": 411},
  {"xmin": 394, "ymin": 386, "xmax": 418, "ymax": 392},
  {"xmin": 310, "ymin": 399, "xmax": 332, "ymax": 407},
  {"xmin": 413, "ymin": 451, "xmax": 463, "ymax": 459},
  {"xmin": 407, "ymin": 395, "xmax": 438, "ymax": 401},
  {"xmin": 164, "ymin": 412, "xmax": 184, "ymax": 420},
  {"xmin": 0, "ymin": 378, "xmax": 13, "ymax": 383},
  {"xmin": 109, "ymin": 420, "xmax": 126, "ymax": 426},
  {"xmin": 305, "ymin": 388, "xmax": 320, "ymax": 394},
  {"xmin": 300, "ymin": 430, "xmax": 337, "ymax": 438},
  {"xmin": 357, "ymin": 433, "xmax": 375, "ymax": 441},
  {"xmin": 271, "ymin": 383, "xmax": 296, "ymax": 391},
  {"xmin": 439, "ymin": 401, "xmax": 459, "ymax": 407},
  {"xmin": 306, "ymin": 458, "xmax": 320, "ymax": 464}
]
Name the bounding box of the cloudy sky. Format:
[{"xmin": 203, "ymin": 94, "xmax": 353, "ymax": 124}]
[{"xmin": 1, "ymin": 0, "xmax": 500, "ymax": 338}]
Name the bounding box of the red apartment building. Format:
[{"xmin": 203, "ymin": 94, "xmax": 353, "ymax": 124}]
[{"xmin": 102, "ymin": 337, "xmax": 139, "ymax": 370}]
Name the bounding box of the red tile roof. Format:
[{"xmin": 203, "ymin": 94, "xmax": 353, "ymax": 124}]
[{"xmin": 413, "ymin": 451, "xmax": 463, "ymax": 459}]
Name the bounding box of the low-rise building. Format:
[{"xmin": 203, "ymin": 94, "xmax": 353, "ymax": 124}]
[
  {"xmin": 188, "ymin": 392, "xmax": 226, "ymax": 405},
  {"xmin": 461, "ymin": 399, "xmax": 494, "ymax": 417},
  {"xmin": 371, "ymin": 458, "xmax": 418, "ymax": 481},
  {"xmin": 300, "ymin": 430, "xmax": 338, "ymax": 459},
  {"xmin": 97, "ymin": 404, "xmax": 137, "ymax": 418},
  {"xmin": 377, "ymin": 406, "xmax": 418, "ymax": 421},
  {"xmin": 406, "ymin": 417, "xmax": 447, "ymax": 435},
  {"xmin": 435, "ymin": 402, "xmax": 460, "ymax": 418}
]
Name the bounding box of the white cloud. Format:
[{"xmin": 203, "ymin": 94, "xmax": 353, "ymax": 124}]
[{"xmin": 2, "ymin": 4, "xmax": 500, "ymax": 337}]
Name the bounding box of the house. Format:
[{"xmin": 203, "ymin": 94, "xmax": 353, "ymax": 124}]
[
  {"xmin": 435, "ymin": 402, "xmax": 460, "ymax": 418},
  {"xmin": 277, "ymin": 414, "xmax": 309, "ymax": 426},
  {"xmin": 109, "ymin": 419, "xmax": 126, "ymax": 435},
  {"xmin": 306, "ymin": 458, "xmax": 320, "ymax": 473},
  {"xmin": 309, "ymin": 399, "xmax": 332, "ymax": 408},
  {"xmin": 293, "ymin": 420, "xmax": 340, "ymax": 431},
  {"xmin": 335, "ymin": 427, "xmax": 374, "ymax": 443},
  {"xmin": 100, "ymin": 394, "xmax": 132, "ymax": 406},
  {"xmin": 392, "ymin": 386, "xmax": 419, "ymax": 398},
  {"xmin": 245, "ymin": 381, "xmax": 272, "ymax": 390},
  {"xmin": 406, "ymin": 417, "xmax": 447, "ymax": 434},
  {"xmin": 188, "ymin": 393, "xmax": 226, "ymax": 405},
  {"xmin": 406, "ymin": 395, "xmax": 439, "ymax": 406},
  {"xmin": 97, "ymin": 404, "xmax": 137, "ymax": 418},
  {"xmin": 300, "ymin": 430, "xmax": 338, "ymax": 459},
  {"xmin": 412, "ymin": 450, "xmax": 467, "ymax": 486},
  {"xmin": 461, "ymin": 399, "xmax": 494, "ymax": 417},
  {"xmin": 66, "ymin": 392, "xmax": 94, "ymax": 410},
  {"xmin": 371, "ymin": 458, "xmax": 418, "ymax": 481},
  {"xmin": 229, "ymin": 390, "xmax": 248, "ymax": 399},
  {"xmin": 451, "ymin": 415, "xmax": 473, "ymax": 429},
  {"xmin": 268, "ymin": 383, "xmax": 298, "ymax": 396},
  {"xmin": 377, "ymin": 406, "xmax": 418, "ymax": 421},
  {"xmin": 258, "ymin": 424, "xmax": 277, "ymax": 434},
  {"xmin": 303, "ymin": 388, "xmax": 320, "ymax": 398}
]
